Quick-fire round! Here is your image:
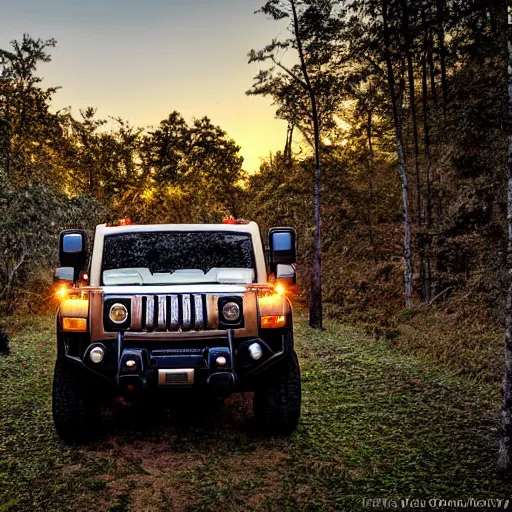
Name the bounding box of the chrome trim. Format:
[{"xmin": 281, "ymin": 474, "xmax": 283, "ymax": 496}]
[
  {"xmin": 157, "ymin": 295, "xmax": 167, "ymax": 330},
  {"xmin": 158, "ymin": 368, "xmax": 194, "ymax": 386},
  {"xmin": 194, "ymin": 294, "xmax": 203, "ymax": 329},
  {"xmin": 170, "ymin": 294, "xmax": 179, "ymax": 330},
  {"xmin": 101, "ymin": 284, "xmax": 249, "ymax": 295},
  {"xmin": 182, "ymin": 294, "xmax": 191, "ymax": 331},
  {"xmin": 146, "ymin": 296, "xmax": 155, "ymax": 330},
  {"xmin": 93, "ymin": 289, "xmax": 261, "ymax": 341}
]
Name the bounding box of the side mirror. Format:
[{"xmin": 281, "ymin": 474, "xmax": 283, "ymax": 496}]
[
  {"xmin": 276, "ymin": 264, "xmax": 296, "ymax": 280},
  {"xmin": 268, "ymin": 227, "xmax": 296, "ymax": 273},
  {"xmin": 54, "ymin": 267, "xmax": 75, "ymax": 285},
  {"xmin": 276, "ymin": 263, "xmax": 296, "ymax": 291},
  {"xmin": 59, "ymin": 230, "xmax": 88, "ymax": 282}
]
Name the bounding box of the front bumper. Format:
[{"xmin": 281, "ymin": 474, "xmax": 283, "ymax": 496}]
[{"xmin": 62, "ymin": 328, "xmax": 288, "ymax": 397}]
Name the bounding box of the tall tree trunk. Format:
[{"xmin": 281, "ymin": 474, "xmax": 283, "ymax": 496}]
[
  {"xmin": 421, "ymin": 49, "xmax": 433, "ymax": 228},
  {"xmin": 436, "ymin": 0, "xmax": 448, "ymax": 120},
  {"xmin": 498, "ymin": 1, "xmax": 512, "ymax": 475},
  {"xmin": 367, "ymin": 109, "xmax": 378, "ymax": 263},
  {"xmin": 427, "ymin": 31, "xmax": 439, "ymax": 109},
  {"xmin": 422, "ymin": 9, "xmax": 434, "ymax": 302},
  {"xmin": 401, "ymin": 0, "xmax": 427, "ymax": 302},
  {"xmin": 422, "ymin": 52, "xmax": 433, "ymax": 302},
  {"xmin": 383, "ymin": 0, "xmax": 413, "ymax": 309},
  {"xmin": 284, "ymin": 122, "xmax": 294, "ymax": 168},
  {"xmin": 2, "ymin": 92, "xmax": 11, "ymax": 176},
  {"xmin": 400, "ymin": 0, "xmax": 422, "ymax": 226},
  {"xmin": 290, "ymin": 0, "xmax": 323, "ymax": 329}
]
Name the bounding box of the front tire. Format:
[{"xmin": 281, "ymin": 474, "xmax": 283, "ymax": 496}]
[
  {"xmin": 52, "ymin": 357, "xmax": 101, "ymax": 444},
  {"xmin": 253, "ymin": 350, "xmax": 301, "ymax": 434}
]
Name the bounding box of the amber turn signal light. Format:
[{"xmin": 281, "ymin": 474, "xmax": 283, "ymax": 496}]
[
  {"xmin": 55, "ymin": 286, "xmax": 68, "ymax": 299},
  {"xmin": 62, "ymin": 317, "xmax": 87, "ymax": 332},
  {"xmin": 260, "ymin": 315, "xmax": 286, "ymax": 328}
]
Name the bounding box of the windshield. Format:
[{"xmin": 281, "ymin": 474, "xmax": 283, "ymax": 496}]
[{"xmin": 101, "ymin": 231, "xmax": 256, "ymax": 285}]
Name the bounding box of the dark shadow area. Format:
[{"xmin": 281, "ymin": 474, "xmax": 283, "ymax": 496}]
[{"xmin": 91, "ymin": 391, "xmax": 265, "ymax": 450}]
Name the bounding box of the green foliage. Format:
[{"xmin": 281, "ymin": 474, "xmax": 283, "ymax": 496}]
[
  {"xmin": 0, "ymin": 169, "xmax": 107, "ymax": 310},
  {"xmin": 243, "ymin": 0, "xmax": 509, "ymax": 334},
  {"xmin": 139, "ymin": 112, "xmax": 246, "ymax": 222},
  {"xmin": 0, "ymin": 0, "xmax": 509, "ymax": 332},
  {"xmin": 0, "ymin": 34, "xmax": 250, "ymax": 305}
]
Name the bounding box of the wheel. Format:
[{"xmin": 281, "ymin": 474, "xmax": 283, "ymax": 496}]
[
  {"xmin": 253, "ymin": 350, "xmax": 301, "ymax": 434},
  {"xmin": 52, "ymin": 357, "xmax": 101, "ymax": 444}
]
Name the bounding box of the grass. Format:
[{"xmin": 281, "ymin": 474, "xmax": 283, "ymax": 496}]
[
  {"xmin": 393, "ymin": 303, "xmax": 503, "ymax": 383},
  {"xmin": 0, "ymin": 310, "xmax": 510, "ymax": 511}
]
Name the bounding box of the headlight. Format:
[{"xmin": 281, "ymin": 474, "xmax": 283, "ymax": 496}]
[
  {"xmin": 222, "ymin": 301, "xmax": 240, "ymax": 322},
  {"xmin": 109, "ymin": 303, "xmax": 128, "ymax": 324}
]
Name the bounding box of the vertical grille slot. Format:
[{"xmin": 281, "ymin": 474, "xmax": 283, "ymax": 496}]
[
  {"xmin": 131, "ymin": 295, "xmax": 142, "ymax": 330},
  {"xmin": 169, "ymin": 295, "xmax": 179, "ymax": 330},
  {"xmin": 194, "ymin": 294, "xmax": 204, "ymax": 330},
  {"xmin": 145, "ymin": 295, "xmax": 155, "ymax": 331},
  {"xmin": 182, "ymin": 294, "xmax": 191, "ymax": 331},
  {"xmin": 157, "ymin": 295, "xmax": 167, "ymax": 331}
]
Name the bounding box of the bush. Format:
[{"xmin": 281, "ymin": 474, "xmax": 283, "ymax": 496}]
[{"xmin": 0, "ymin": 171, "xmax": 108, "ymax": 311}]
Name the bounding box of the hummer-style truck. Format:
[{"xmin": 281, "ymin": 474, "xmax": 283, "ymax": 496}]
[{"xmin": 52, "ymin": 220, "xmax": 301, "ymax": 443}]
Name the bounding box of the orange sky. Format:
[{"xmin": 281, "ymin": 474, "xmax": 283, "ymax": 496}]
[{"xmin": 0, "ymin": 0, "xmax": 291, "ymax": 173}]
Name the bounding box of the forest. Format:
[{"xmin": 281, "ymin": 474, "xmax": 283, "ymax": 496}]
[
  {"xmin": 2, "ymin": 0, "xmax": 512, "ymax": 496},
  {"xmin": 1, "ymin": 1, "xmax": 509, "ymax": 353}
]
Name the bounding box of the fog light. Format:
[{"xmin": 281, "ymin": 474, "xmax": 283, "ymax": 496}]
[
  {"xmin": 216, "ymin": 355, "xmax": 227, "ymax": 367},
  {"xmin": 248, "ymin": 342, "xmax": 263, "ymax": 361},
  {"xmin": 89, "ymin": 346, "xmax": 105, "ymax": 363}
]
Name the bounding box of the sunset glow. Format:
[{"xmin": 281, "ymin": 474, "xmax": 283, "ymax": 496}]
[{"xmin": 0, "ymin": 0, "xmax": 290, "ymax": 173}]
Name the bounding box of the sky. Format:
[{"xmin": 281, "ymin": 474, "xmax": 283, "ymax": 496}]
[{"xmin": 0, "ymin": 0, "xmax": 291, "ymax": 173}]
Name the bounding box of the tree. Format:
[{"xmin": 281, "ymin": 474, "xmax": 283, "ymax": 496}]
[
  {"xmin": 498, "ymin": 0, "xmax": 512, "ymax": 474},
  {"xmin": 0, "ymin": 35, "xmax": 64, "ymax": 185},
  {"xmin": 344, "ymin": 0, "xmax": 414, "ymax": 308},
  {"xmin": 66, "ymin": 107, "xmax": 107, "ymax": 196},
  {"xmin": 381, "ymin": 0, "xmax": 413, "ymax": 308},
  {"xmin": 140, "ymin": 112, "xmax": 246, "ymax": 223},
  {"xmin": 249, "ymin": 0, "xmax": 344, "ymax": 328},
  {"xmin": 0, "ymin": 169, "xmax": 107, "ymax": 310}
]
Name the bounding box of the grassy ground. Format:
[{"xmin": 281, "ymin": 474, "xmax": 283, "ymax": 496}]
[{"xmin": 0, "ymin": 311, "xmax": 510, "ymax": 511}]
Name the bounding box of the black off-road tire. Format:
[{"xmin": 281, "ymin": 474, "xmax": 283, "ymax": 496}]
[
  {"xmin": 52, "ymin": 357, "xmax": 101, "ymax": 444},
  {"xmin": 253, "ymin": 350, "xmax": 301, "ymax": 434}
]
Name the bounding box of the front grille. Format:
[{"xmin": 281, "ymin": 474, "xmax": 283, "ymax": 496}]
[{"xmin": 133, "ymin": 294, "xmax": 207, "ymax": 332}]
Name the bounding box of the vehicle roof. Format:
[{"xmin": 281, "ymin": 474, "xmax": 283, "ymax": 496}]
[{"xmin": 97, "ymin": 221, "xmax": 260, "ymax": 236}]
